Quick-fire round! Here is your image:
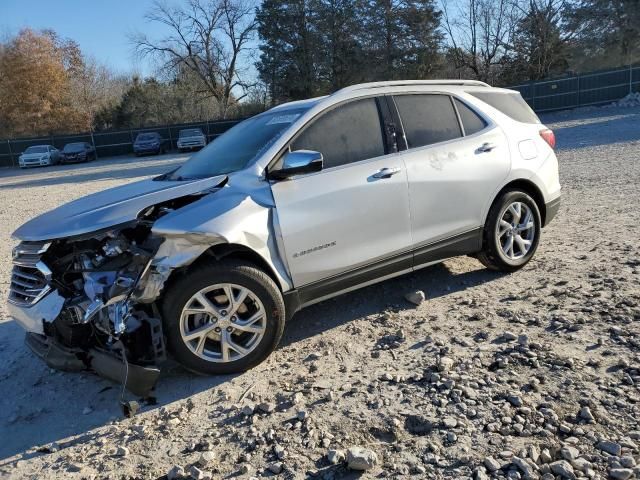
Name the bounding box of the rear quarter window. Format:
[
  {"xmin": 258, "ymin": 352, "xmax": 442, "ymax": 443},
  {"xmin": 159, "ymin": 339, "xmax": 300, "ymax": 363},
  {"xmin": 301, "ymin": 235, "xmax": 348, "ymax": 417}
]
[
  {"xmin": 467, "ymin": 91, "xmax": 540, "ymax": 124},
  {"xmin": 453, "ymin": 98, "xmax": 487, "ymax": 135}
]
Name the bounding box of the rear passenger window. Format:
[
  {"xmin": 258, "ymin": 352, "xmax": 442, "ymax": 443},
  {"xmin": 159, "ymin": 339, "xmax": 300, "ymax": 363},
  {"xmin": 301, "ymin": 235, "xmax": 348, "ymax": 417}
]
[
  {"xmin": 393, "ymin": 94, "xmax": 462, "ymax": 148},
  {"xmin": 454, "ymin": 98, "xmax": 487, "ymax": 135},
  {"xmin": 468, "ymin": 91, "xmax": 540, "ymax": 124},
  {"xmin": 292, "ymin": 98, "xmax": 386, "ymax": 169}
]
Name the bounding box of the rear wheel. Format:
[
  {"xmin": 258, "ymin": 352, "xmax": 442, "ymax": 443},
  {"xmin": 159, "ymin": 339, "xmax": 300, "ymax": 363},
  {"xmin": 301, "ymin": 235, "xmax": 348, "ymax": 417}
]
[
  {"xmin": 477, "ymin": 190, "xmax": 541, "ymax": 272},
  {"xmin": 162, "ymin": 260, "xmax": 285, "ymax": 375}
]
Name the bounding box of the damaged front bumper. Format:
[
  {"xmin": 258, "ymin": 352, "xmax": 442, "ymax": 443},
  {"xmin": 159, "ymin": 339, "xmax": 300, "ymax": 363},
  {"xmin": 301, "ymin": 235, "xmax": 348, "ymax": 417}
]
[
  {"xmin": 25, "ymin": 332, "xmax": 160, "ymax": 397},
  {"xmin": 8, "ymin": 289, "xmax": 65, "ymax": 335}
]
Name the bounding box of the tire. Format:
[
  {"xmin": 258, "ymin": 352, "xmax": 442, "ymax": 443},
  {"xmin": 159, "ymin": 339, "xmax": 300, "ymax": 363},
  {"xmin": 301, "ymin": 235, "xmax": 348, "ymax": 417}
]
[
  {"xmin": 477, "ymin": 190, "xmax": 541, "ymax": 272},
  {"xmin": 161, "ymin": 259, "xmax": 286, "ymax": 375}
]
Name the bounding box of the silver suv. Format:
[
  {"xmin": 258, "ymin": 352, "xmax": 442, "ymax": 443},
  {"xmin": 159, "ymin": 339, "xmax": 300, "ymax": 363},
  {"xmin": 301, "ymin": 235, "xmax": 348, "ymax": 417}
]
[{"xmin": 9, "ymin": 81, "xmax": 560, "ymax": 394}]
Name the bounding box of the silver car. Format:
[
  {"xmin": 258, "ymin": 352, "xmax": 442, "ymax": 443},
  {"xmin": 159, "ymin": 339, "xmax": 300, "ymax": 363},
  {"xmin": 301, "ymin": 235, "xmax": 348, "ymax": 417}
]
[
  {"xmin": 18, "ymin": 145, "xmax": 61, "ymax": 168},
  {"xmin": 9, "ymin": 81, "xmax": 560, "ymax": 394}
]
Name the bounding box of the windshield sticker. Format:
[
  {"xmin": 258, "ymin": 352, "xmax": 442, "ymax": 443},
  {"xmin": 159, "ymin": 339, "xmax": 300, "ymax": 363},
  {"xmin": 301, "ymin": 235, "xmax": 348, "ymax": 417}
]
[{"xmin": 266, "ymin": 113, "xmax": 300, "ymax": 125}]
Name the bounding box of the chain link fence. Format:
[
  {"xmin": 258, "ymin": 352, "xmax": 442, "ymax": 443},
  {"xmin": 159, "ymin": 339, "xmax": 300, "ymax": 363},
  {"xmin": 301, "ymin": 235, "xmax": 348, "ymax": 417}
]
[
  {"xmin": 0, "ymin": 119, "xmax": 242, "ymax": 168},
  {"xmin": 510, "ymin": 64, "xmax": 640, "ymax": 113}
]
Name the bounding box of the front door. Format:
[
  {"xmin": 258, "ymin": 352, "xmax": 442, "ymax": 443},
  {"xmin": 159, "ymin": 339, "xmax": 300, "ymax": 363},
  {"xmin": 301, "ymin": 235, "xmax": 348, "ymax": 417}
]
[{"xmin": 270, "ymin": 97, "xmax": 412, "ymax": 295}]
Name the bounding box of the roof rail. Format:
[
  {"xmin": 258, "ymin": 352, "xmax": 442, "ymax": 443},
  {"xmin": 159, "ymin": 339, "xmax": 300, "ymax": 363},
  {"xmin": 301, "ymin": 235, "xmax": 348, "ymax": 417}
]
[{"xmin": 335, "ymin": 79, "xmax": 491, "ymax": 95}]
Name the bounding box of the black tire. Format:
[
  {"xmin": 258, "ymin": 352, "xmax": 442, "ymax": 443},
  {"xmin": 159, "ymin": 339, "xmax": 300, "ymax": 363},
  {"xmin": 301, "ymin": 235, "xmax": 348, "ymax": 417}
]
[
  {"xmin": 161, "ymin": 259, "xmax": 285, "ymax": 375},
  {"xmin": 477, "ymin": 190, "xmax": 541, "ymax": 272}
]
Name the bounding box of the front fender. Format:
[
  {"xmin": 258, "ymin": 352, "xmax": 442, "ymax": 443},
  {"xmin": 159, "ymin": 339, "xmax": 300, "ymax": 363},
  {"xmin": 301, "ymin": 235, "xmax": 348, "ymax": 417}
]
[{"xmin": 148, "ymin": 184, "xmax": 292, "ymax": 295}]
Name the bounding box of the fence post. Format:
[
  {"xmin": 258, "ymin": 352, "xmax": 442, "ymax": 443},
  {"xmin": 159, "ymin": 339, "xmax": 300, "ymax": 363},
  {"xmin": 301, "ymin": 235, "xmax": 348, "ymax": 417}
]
[
  {"xmin": 577, "ymin": 73, "xmax": 581, "ymax": 108},
  {"xmin": 7, "ymin": 139, "xmax": 14, "ymax": 167},
  {"xmin": 630, "ymin": 64, "xmax": 633, "ymax": 95},
  {"xmin": 531, "ymin": 81, "xmax": 536, "ymax": 111},
  {"xmin": 90, "ymin": 130, "xmax": 98, "ymax": 159}
]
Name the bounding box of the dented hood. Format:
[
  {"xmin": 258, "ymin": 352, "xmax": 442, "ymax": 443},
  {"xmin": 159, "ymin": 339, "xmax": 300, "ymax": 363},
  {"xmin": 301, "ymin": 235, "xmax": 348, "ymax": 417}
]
[{"xmin": 13, "ymin": 175, "xmax": 227, "ymax": 241}]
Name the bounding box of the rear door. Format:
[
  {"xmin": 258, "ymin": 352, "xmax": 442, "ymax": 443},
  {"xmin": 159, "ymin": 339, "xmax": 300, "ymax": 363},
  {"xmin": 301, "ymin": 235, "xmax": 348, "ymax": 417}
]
[
  {"xmin": 270, "ymin": 97, "xmax": 412, "ymax": 291},
  {"xmin": 391, "ymin": 94, "xmax": 510, "ymax": 265}
]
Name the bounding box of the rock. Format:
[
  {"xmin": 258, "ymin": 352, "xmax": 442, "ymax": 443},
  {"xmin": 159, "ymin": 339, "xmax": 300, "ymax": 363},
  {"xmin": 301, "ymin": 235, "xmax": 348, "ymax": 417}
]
[
  {"xmin": 436, "ymin": 357, "xmax": 454, "ymax": 372},
  {"xmin": 199, "ymin": 451, "xmax": 215, "ymax": 465},
  {"xmin": 405, "ymin": 290, "xmax": 426, "ymax": 305},
  {"xmin": 596, "ymin": 440, "xmax": 622, "ymax": 456},
  {"xmin": 82, "ymin": 407, "xmax": 92, "ymax": 415},
  {"xmin": 484, "ymin": 457, "xmax": 501, "ymax": 472},
  {"xmin": 241, "ymin": 405, "xmax": 254, "ymax": 416},
  {"xmin": 239, "ymin": 464, "xmax": 253, "ymax": 475},
  {"xmin": 347, "ymin": 446, "xmax": 378, "ymax": 471},
  {"xmin": 297, "ymin": 410, "xmax": 308, "ymax": 421},
  {"xmin": 405, "ymin": 415, "xmax": 435, "ymax": 435},
  {"xmin": 442, "ymin": 416, "xmax": 457, "ymax": 428},
  {"xmin": 579, "ymin": 406, "xmax": 595, "ymax": 423},
  {"xmin": 268, "ymin": 462, "xmax": 283, "ymax": 474},
  {"xmin": 188, "ymin": 465, "xmax": 207, "ymax": 480},
  {"xmin": 512, "ymin": 456, "xmax": 536, "ymax": 479},
  {"xmin": 561, "ymin": 446, "xmax": 580, "ymax": 461},
  {"xmin": 167, "ymin": 465, "xmax": 185, "ymax": 480},
  {"xmin": 115, "ymin": 445, "xmax": 129, "ymax": 457},
  {"xmin": 550, "ymin": 460, "xmax": 576, "ymax": 479},
  {"xmin": 609, "ymin": 468, "xmax": 633, "ymax": 480},
  {"xmin": 507, "ymin": 394, "xmax": 523, "ymax": 407},
  {"xmin": 503, "ymin": 331, "xmax": 518, "ymax": 341},
  {"xmin": 257, "ymin": 402, "xmax": 276, "ymax": 414},
  {"xmin": 274, "ymin": 444, "xmax": 286, "ymax": 460},
  {"xmin": 327, "ymin": 449, "xmax": 346, "ymax": 465}
]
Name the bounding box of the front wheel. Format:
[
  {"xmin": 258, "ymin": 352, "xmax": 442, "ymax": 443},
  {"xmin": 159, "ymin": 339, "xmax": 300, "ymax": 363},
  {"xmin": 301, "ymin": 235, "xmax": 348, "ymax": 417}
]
[
  {"xmin": 162, "ymin": 260, "xmax": 286, "ymax": 375},
  {"xmin": 477, "ymin": 190, "xmax": 541, "ymax": 272}
]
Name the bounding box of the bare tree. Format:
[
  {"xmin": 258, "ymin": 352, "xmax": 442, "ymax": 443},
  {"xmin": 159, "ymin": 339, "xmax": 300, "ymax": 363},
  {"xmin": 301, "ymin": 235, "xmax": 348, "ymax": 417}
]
[
  {"xmin": 132, "ymin": 0, "xmax": 256, "ymax": 118},
  {"xmin": 441, "ymin": 0, "xmax": 519, "ymax": 83}
]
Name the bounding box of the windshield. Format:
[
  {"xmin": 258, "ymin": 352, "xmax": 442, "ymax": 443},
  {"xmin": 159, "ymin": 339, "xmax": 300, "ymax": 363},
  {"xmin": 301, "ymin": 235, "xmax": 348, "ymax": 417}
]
[
  {"xmin": 136, "ymin": 133, "xmax": 158, "ymax": 142},
  {"xmin": 179, "ymin": 129, "xmax": 203, "ymax": 138},
  {"xmin": 63, "ymin": 143, "xmax": 85, "ymax": 152},
  {"xmin": 25, "ymin": 146, "xmax": 47, "ymax": 154},
  {"xmin": 169, "ymin": 108, "xmax": 307, "ymax": 180}
]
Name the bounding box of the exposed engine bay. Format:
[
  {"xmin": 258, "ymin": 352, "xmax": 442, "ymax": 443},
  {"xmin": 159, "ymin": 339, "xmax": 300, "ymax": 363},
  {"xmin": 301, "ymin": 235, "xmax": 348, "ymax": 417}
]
[{"xmin": 9, "ymin": 193, "xmax": 212, "ymax": 402}]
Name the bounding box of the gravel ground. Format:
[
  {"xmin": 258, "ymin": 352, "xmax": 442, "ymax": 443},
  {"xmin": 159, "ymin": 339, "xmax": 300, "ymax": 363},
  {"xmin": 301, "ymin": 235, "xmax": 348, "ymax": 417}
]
[{"xmin": 0, "ymin": 106, "xmax": 638, "ymax": 480}]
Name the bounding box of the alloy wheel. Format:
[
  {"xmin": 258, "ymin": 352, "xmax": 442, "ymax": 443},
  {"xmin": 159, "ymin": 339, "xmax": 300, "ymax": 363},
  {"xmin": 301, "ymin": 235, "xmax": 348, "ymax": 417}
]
[
  {"xmin": 179, "ymin": 283, "xmax": 266, "ymax": 363},
  {"xmin": 496, "ymin": 201, "xmax": 536, "ymax": 260}
]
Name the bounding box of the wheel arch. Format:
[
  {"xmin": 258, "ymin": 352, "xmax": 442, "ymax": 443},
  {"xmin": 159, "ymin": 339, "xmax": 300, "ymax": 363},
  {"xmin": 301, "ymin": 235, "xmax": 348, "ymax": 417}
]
[
  {"xmin": 162, "ymin": 242, "xmax": 285, "ymax": 295},
  {"xmin": 489, "ymin": 179, "xmax": 547, "ymax": 227}
]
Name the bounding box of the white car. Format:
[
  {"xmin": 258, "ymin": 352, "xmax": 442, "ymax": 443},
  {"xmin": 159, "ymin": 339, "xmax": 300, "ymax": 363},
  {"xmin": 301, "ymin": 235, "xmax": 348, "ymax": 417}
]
[
  {"xmin": 9, "ymin": 80, "xmax": 560, "ymax": 395},
  {"xmin": 177, "ymin": 128, "xmax": 207, "ymax": 152},
  {"xmin": 18, "ymin": 145, "xmax": 60, "ymax": 168}
]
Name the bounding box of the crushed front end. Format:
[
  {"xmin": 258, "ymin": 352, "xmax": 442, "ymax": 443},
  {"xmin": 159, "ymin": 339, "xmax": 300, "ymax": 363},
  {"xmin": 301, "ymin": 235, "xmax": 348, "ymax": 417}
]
[{"xmin": 8, "ymin": 223, "xmax": 166, "ymax": 398}]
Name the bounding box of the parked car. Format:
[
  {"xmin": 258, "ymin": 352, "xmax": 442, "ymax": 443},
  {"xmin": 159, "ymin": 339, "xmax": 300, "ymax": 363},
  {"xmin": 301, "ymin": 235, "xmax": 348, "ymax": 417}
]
[
  {"xmin": 133, "ymin": 132, "xmax": 166, "ymax": 156},
  {"xmin": 60, "ymin": 142, "xmax": 96, "ymax": 163},
  {"xmin": 18, "ymin": 145, "xmax": 60, "ymax": 168},
  {"xmin": 177, "ymin": 128, "xmax": 206, "ymax": 152},
  {"xmin": 9, "ymin": 80, "xmax": 560, "ymax": 395}
]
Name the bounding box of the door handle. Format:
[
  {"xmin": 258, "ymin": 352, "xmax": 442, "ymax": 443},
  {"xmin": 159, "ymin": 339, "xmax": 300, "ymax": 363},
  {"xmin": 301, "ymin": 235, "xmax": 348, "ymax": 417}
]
[
  {"xmin": 373, "ymin": 167, "xmax": 401, "ymax": 179},
  {"xmin": 477, "ymin": 142, "xmax": 497, "ymax": 153}
]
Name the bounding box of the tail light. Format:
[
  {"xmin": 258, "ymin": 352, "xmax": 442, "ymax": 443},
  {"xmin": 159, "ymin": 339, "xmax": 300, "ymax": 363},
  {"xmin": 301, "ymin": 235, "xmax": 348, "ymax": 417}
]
[{"xmin": 539, "ymin": 129, "xmax": 556, "ymax": 149}]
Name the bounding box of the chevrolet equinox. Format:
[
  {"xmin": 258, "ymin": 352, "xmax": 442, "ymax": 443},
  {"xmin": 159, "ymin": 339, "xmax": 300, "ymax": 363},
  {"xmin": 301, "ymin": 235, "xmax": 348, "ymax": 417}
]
[{"xmin": 8, "ymin": 80, "xmax": 561, "ymax": 395}]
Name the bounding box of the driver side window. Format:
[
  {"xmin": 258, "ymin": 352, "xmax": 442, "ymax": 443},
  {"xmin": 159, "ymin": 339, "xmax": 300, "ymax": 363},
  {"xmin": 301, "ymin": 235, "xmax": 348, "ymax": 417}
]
[{"xmin": 291, "ymin": 98, "xmax": 386, "ymax": 169}]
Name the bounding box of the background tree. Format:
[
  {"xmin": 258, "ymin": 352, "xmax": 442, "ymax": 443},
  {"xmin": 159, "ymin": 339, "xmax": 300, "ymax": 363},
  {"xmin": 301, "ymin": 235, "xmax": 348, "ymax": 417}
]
[
  {"xmin": 564, "ymin": 0, "xmax": 640, "ymax": 70},
  {"xmin": 0, "ymin": 29, "xmax": 86, "ymax": 137},
  {"xmin": 132, "ymin": 0, "xmax": 257, "ymax": 118},
  {"xmin": 441, "ymin": 0, "xmax": 519, "ymax": 83},
  {"xmin": 501, "ymin": 0, "xmax": 570, "ymax": 84}
]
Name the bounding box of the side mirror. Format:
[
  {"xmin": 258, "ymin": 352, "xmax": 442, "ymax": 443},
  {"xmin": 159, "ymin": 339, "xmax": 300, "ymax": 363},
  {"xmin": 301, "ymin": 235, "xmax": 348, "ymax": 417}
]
[{"xmin": 269, "ymin": 150, "xmax": 323, "ymax": 180}]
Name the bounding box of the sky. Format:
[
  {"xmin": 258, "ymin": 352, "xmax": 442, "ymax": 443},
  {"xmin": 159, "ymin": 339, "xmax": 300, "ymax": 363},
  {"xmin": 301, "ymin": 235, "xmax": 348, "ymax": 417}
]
[{"xmin": 1, "ymin": 0, "xmax": 174, "ymax": 76}]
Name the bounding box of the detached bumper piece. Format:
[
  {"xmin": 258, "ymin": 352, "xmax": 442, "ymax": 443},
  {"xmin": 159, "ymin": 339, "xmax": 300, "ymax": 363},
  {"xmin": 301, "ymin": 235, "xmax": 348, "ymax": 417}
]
[{"xmin": 25, "ymin": 332, "xmax": 160, "ymax": 398}]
